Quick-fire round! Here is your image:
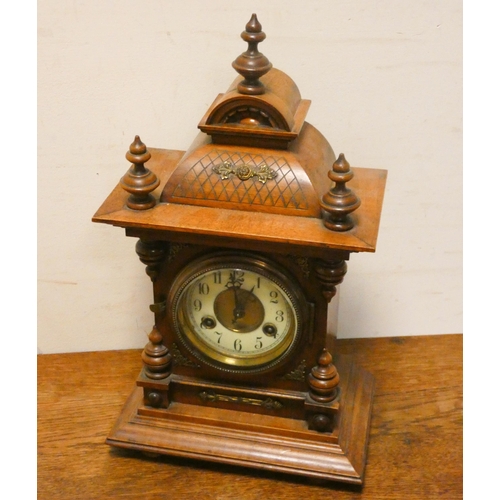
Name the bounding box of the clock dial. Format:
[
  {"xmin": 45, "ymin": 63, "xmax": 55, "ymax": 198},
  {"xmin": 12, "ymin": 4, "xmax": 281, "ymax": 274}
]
[{"xmin": 171, "ymin": 256, "xmax": 301, "ymax": 369}]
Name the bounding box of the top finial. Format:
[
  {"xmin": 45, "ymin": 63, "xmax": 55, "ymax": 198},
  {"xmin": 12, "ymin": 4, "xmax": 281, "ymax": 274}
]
[{"xmin": 232, "ymin": 14, "xmax": 272, "ymax": 95}]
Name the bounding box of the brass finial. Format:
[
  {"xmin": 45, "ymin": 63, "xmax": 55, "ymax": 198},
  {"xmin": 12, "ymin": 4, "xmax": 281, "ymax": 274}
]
[{"xmin": 232, "ymin": 14, "xmax": 272, "ymax": 95}]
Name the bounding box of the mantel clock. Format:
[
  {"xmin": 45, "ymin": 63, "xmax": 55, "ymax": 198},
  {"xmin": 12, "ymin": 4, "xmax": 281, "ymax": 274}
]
[{"xmin": 93, "ymin": 14, "xmax": 387, "ymax": 485}]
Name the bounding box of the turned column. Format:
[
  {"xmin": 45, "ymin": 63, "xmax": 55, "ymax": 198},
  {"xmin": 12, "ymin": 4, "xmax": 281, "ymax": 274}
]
[
  {"xmin": 135, "ymin": 239, "xmax": 167, "ymax": 282},
  {"xmin": 306, "ymin": 258, "xmax": 346, "ymax": 433},
  {"xmin": 134, "ymin": 239, "xmax": 172, "ymax": 382},
  {"xmin": 314, "ymin": 258, "xmax": 348, "ymax": 302}
]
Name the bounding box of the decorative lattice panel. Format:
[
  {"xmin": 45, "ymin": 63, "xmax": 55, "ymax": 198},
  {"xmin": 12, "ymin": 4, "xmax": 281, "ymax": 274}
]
[{"xmin": 170, "ymin": 149, "xmax": 309, "ymax": 211}]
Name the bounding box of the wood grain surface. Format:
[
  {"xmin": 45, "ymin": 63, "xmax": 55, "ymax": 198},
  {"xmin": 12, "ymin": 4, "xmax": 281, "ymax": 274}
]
[
  {"xmin": 92, "ymin": 147, "xmax": 387, "ymax": 255},
  {"xmin": 38, "ymin": 334, "xmax": 462, "ymax": 499}
]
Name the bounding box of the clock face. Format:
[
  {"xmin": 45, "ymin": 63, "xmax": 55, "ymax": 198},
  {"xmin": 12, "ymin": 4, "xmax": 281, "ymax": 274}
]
[{"xmin": 170, "ymin": 254, "xmax": 302, "ymax": 370}]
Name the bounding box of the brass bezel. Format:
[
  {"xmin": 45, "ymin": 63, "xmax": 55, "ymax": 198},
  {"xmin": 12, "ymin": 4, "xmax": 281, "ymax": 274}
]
[{"xmin": 168, "ymin": 252, "xmax": 304, "ymax": 373}]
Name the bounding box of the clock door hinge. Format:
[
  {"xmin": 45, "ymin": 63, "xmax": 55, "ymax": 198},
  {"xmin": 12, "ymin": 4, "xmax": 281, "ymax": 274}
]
[{"xmin": 149, "ymin": 300, "xmax": 167, "ymax": 314}]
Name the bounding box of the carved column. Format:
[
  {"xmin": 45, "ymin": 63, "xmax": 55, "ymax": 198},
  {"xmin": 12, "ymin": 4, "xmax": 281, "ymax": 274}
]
[
  {"xmin": 135, "ymin": 239, "xmax": 172, "ymax": 405},
  {"xmin": 140, "ymin": 323, "xmax": 173, "ymax": 408},
  {"xmin": 314, "ymin": 258, "xmax": 348, "ymax": 302},
  {"xmin": 135, "ymin": 239, "xmax": 167, "ymax": 282}
]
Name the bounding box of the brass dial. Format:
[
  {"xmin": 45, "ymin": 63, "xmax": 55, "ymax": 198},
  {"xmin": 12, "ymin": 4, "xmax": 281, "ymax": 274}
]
[{"xmin": 213, "ymin": 275, "xmax": 265, "ymax": 333}]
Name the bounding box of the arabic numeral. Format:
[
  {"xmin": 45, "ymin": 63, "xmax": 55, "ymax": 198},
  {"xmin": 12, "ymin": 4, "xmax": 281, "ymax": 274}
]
[
  {"xmin": 270, "ymin": 290, "xmax": 279, "ymax": 304},
  {"xmin": 234, "ymin": 339, "xmax": 242, "ymax": 351},
  {"xmin": 193, "ymin": 299, "xmax": 202, "ymax": 311},
  {"xmin": 227, "ymin": 270, "xmax": 245, "ymax": 288},
  {"xmin": 255, "ymin": 337, "xmax": 263, "ymax": 350},
  {"xmin": 198, "ymin": 282, "xmax": 210, "ymax": 295},
  {"xmin": 275, "ymin": 310, "xmax": 284, "ymax": 322}
]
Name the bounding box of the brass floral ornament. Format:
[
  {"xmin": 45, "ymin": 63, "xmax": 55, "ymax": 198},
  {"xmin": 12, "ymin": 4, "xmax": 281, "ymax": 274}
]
[
  {"xmin": 199, "ymin": 390, "xmax": 284, "ymax": 410},
  {"xmin": 213, "ymin": 161, "xmax": 278, "ymax": 183}
]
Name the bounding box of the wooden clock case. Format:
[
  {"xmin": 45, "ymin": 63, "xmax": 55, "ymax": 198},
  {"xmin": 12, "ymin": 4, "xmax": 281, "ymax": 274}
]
[{"xmin": 93, "ymin": 15, "xmax": 386, "ymax": 485}]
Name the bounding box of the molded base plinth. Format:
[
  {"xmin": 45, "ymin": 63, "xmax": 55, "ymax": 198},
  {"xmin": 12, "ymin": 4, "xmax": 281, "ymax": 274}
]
[{"xmin": 106, "ymin": 355, "xmax": 374, "ymax": 484}]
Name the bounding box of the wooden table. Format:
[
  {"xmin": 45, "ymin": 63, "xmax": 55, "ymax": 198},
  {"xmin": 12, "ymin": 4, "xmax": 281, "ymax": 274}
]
[{"xmin": 38, "ymin": 334, "xmax": 463, "ymax": 499}]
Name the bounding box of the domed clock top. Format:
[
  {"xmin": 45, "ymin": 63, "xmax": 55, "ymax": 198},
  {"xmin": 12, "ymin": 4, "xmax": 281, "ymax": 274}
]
[
  {"xmin": 198, "ymin": 13, "xmax": 310, "ymax": 148},
  {"xmin": 160, "ymin": 14, "xmax": 363, "ymax": 226}
]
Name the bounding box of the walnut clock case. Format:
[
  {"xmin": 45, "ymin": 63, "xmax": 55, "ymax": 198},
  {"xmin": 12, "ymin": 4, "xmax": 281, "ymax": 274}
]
[{"xmin": 93, "ymin": 15, "xmax": 387, "ymax": 485}]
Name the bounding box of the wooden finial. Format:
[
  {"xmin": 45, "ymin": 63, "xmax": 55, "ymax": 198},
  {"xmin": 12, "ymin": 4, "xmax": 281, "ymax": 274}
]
[
  {"xmin": 320, "ymin": 154, "xmax": 361, "ymax": 231},
  {"xmin": 141, "ymin": 325, "xmax": 172, "ymax": 380},
  {"xmin": 120, "ymin": 135, "xmax": 159, "ymax": 210},
  {"xmin": 307, "ymin": 349, "xmax": 340, "ymax": 403},
  {"xmin": 232, "ymin": 14, "xmax": 272, "ymax": 95}
]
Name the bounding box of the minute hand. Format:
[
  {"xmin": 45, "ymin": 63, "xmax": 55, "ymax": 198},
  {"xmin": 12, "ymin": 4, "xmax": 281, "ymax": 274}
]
[
  {"xmin": 232, "ymin": 285, "xmax": 255, "ymax": 323},
  {"xmin": 232, "ymin": 286, "xmax": 244, "ymax": 323}
]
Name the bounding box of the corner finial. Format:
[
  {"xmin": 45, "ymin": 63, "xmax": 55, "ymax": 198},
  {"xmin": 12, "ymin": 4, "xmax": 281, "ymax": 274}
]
[
  {"xmin": 320, "ymin": 154, "xmax": 361, "ymax": 231},
  {"xmin": 307, "ymin": 348, "xmax": 340, "ymax": 403},
  {"xmin": 120, "ymin": 136, "xmax": 159, "ymax": 210},
  {"xmin": 232, "ymin": 14, "xmax": 272, "ymax": 95}
]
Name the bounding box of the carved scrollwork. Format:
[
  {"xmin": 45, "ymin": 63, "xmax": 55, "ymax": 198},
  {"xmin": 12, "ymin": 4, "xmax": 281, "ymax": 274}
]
[
  {"xmin": 289, "ymin": 255, "xmax": 310, "ymax": 279},
  {"xmin": 282, "ymin": 359, "xmax": 307, "ymax": 381},
  {"xmin": 170, "ymin": 343, "xmax": 200, "ymax": 368},
  {"xmin": 167, "ymin": 243, "xmax": 191, "ymax": 263}
]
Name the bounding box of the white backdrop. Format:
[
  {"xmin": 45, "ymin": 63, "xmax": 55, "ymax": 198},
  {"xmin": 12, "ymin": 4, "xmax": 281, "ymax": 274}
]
[{"xmin": 37, "ymin": 0, "xmax": 462, "ymax": 353}]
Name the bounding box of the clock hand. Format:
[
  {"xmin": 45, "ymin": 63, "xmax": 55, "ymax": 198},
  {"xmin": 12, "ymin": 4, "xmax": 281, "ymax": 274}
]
[
  {"xmin": 232, "ymin": 286, "xmax": 245, "ymax": 323},
  {"xmin": 242, "ymin": 286, "xmax": 255, "ymax": 307},
  {"xmin": 232, "ymin": 285, "xmax": 256, "ymax": 324}
]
